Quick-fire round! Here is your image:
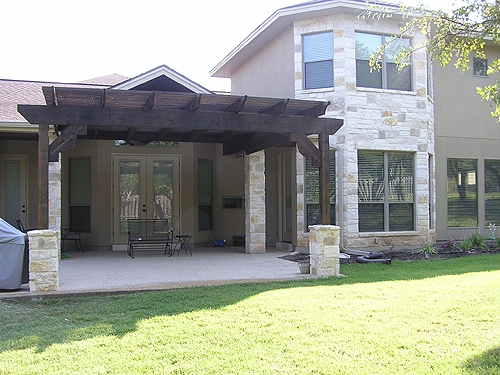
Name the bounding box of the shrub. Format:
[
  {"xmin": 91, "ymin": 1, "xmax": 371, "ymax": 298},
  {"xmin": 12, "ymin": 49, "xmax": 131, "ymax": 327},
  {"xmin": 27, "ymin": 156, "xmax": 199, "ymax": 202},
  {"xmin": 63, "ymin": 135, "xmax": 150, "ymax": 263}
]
[
  {"xmin": 461, "ymin": 233, "xmax": 486, "ymax": 251},
  {"xmin": 418, "ymin": 243, "xmax": 437, "ymax": 255}
]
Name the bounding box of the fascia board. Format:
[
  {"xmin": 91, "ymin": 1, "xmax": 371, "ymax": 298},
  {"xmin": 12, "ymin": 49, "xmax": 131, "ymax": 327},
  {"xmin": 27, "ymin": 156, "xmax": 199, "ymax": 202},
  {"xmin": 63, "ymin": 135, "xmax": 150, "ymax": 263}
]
[{"xmin": 114, "ymin": 66, "xmax": 212, "ymax": 94}]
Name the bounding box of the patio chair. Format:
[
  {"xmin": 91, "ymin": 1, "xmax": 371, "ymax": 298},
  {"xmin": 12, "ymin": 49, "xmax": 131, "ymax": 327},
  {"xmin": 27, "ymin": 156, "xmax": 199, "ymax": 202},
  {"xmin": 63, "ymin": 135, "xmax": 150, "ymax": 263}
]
[{"xmin": 61, "ymin": 220, "xmax": 84, "ymax": 253}]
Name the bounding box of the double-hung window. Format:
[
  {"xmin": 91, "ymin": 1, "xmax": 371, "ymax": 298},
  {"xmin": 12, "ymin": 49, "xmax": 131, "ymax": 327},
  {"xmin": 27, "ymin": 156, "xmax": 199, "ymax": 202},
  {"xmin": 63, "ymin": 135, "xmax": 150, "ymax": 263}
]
[
  {"xmin": 358, "ymin": 151, "xmax": 415, "ymax": 232},
  {"xmin": 355, "ymin": 32, "xmax": 412, "ymax": 91},
  {"xmin": 303, "ymin": 32, "xmax": 334, "ymax": 90},
  {"xmin": 447, "ymin": 159, "xmax": 477, "ymax": 227}
]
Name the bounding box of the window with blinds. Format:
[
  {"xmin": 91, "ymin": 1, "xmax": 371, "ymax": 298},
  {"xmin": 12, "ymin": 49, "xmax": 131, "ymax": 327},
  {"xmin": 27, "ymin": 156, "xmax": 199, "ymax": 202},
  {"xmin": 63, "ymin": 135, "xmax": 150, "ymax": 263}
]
[
  {"xmin": 355, "ymin": 32, "xmax": 412, "ymax": 91},
  {"xmin": 358, "ymin": 151, "xmax": 415, "ymax": 232},
  {"xmin": 485, "ymin": 160, "xmax": 500, "ymax": 224},
  {"xmin": 69, "ymin": 157, "xmax": 91, "ymax": 232},
  {"xmin": 303, "ymin": 32, "xmax": 334, "ymax": 90},
  {"xmin": 305, "ymin": 153, "xmax": 336, "ymax": 227},
  {"xmin": 447, "ymin": 159, "xmax": 477, "ymax": 227}
]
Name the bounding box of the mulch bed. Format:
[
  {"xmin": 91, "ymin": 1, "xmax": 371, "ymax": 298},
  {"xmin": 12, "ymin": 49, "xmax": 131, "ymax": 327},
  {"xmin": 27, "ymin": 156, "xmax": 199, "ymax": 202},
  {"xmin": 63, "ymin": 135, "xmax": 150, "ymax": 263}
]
[{"xmin": 279, "ymin": 242, "xmax": 500, "ymax": 265}]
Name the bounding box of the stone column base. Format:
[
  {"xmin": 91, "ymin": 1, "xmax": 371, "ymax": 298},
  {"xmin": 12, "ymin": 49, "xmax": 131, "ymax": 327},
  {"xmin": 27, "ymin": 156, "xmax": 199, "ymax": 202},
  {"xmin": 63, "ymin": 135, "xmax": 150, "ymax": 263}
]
[
  {"xmin": 27, "ymin": 230, "xmax": 59, "ymax": 292},
  {"xmin": 308, "ymin": 225, "xmax": 340, "ymax": 277}
]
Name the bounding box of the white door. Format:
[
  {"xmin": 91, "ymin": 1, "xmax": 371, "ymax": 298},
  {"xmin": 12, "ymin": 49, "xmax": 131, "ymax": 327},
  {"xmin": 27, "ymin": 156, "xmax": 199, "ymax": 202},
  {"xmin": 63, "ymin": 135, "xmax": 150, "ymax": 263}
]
[
  {"xmin": 0, "ymin": 156, "xmax": 28, "ymax": 229},
  {"xmin": 113, "ymin": 155, "xmax": 179, "ymax": 245}
]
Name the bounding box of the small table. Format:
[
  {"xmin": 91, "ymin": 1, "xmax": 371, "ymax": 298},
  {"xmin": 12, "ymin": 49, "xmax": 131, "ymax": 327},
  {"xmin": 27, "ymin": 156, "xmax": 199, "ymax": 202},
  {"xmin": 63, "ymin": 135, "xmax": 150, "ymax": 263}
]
[{"xmin": 174, "ymin": 234, "xmax": 192, "ymax": 257}]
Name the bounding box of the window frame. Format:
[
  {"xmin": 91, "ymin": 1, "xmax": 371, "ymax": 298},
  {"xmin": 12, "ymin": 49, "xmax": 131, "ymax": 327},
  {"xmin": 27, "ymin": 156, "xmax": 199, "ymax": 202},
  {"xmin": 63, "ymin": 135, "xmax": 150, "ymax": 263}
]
[
  {"xmin": 355, "ymin": 32, "xmax": 413, "ymax": 91},
  {"xmin": 302, "ymin": 31, "xmax": 334, "ymax": 90},
  {"xmin": 357, "ymin": 151, "xmax": 416, "ymax": 232},
  {"xmin": 447, "ymin": 158, "xmax": 478, "ymax": 228},
  {"xmin": 473, "ymin": 57, "xmax": 488, "ymax": 77}
]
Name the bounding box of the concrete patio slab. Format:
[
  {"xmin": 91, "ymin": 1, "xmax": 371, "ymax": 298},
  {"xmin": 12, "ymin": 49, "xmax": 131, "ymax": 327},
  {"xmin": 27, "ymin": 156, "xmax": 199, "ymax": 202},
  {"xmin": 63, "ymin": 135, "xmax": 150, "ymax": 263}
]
[{"xmin": 1, "ymin": 246, "xmax": 311, "ymax": 298}]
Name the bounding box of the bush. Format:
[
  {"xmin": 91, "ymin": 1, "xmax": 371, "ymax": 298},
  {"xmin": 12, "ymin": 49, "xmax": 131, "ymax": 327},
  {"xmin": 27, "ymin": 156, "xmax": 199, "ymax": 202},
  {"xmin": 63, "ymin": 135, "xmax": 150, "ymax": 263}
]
[{"xmin": 461, "ymin": 233, "xmax": 486, "ymax": 251}]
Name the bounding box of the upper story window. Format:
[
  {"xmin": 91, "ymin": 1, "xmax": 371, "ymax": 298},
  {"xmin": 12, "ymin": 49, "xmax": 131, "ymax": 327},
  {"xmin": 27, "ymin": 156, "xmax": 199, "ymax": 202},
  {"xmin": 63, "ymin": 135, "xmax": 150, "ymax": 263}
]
[
  {"xmin": 303, "ymin": 32, "xmax": 334, "ymax": 90},
  {"xmin": 355, "ymin": 32, "xmax": 412, "ymax": 91},
  {"xmin": 473, "ymin": 58, "xmax": 488, "ymax": 77}
]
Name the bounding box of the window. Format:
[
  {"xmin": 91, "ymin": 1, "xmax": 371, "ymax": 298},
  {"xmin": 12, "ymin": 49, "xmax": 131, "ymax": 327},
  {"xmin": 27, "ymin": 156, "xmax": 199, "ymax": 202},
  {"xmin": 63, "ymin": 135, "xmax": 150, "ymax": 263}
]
[
  {"xmin": 198, "ymin": 159, "xmax": 213, "ymax": 231},
  {"xmin": 473, "ymin": 58, "xmax": 488, "ymax": 77},
  {"xmin": 303, "ymin": 32, "xmax": 334, "ymax": 90},
  {"xmin": 358, "ymin": 151, "xmax": 415, "ymax": 232},
  {"xmin": 69, "ymin": 157, "xmax": 91, "ymax": 232},
  {"xmin": 447, "ymin": 159, "xmax": 477, "ymax": 227},
  {"xmin": 355, "ymin": 32, "xmax": 412, "ymax": 91},
  {"xmin": 485, "ymin": 160, "xmax": 500, "ymax": 224},
  {"xmin": 305, "ymin": 153, "xmax": 336, "ymax": 227}
]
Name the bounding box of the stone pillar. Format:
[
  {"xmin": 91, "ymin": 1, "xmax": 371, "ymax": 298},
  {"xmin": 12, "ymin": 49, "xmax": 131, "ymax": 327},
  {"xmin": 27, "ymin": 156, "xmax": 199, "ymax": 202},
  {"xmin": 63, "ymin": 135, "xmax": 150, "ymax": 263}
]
[
  {"xmin": 295, "ymin": 149, "xmax": 308, "ymax": 251},
  {"xmin": 27, "ymin": 230, "xmax": 59, "ymax": 292},
  {"xmin": 245, "ymin": 150, "xmax": 266, "ymax": 254},
  {"xmin": 48, "ymin": 132, "xmax": 62, "ymax": 256},
  {"xmin": 308, "ymin": 225, "xmax": 340, "ymax": 277}
]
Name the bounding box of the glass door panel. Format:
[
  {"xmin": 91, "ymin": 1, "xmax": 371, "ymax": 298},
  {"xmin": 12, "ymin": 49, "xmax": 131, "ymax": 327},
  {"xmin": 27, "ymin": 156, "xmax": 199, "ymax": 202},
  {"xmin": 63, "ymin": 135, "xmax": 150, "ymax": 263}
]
[
  {"xmin": 118, "ymin": 160, "xmax": 141, "ymax": 235},
  {"xmin": 113, "ymin": 155, "xmax": 179, "ymax": 245},
  {"xmin": 0, "ymin": 156, "xmax": 27, "ymax": 229},
  {"xmin": 152, "ymin": 161, "xmax": 173, "ymax": 230}
]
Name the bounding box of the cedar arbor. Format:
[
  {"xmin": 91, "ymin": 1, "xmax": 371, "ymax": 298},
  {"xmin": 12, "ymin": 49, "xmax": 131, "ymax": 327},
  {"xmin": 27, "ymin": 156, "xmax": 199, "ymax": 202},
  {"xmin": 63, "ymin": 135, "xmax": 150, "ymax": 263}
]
[{"xmin": 18, "ymin": 87, "xmax": 343, "ymax": 232}]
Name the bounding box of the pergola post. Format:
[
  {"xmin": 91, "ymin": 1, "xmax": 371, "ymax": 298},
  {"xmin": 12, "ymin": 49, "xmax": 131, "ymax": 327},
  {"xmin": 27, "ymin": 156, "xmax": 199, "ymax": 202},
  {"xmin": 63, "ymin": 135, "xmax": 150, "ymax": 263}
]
[
  {"xmin": 38, "ymin": 124, "xmax": 49, "ymax": 229},
  {"xmin": 318, "ymin": 134, "xmax": 330, "ymax": 225}
]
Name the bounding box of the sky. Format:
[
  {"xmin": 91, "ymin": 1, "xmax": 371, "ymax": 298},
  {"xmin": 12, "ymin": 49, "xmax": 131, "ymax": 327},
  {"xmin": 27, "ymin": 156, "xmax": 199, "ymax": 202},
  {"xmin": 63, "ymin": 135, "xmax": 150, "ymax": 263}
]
[{"xmin": 1, "ymin": 0, "xmax": 458, "ymax": 92}]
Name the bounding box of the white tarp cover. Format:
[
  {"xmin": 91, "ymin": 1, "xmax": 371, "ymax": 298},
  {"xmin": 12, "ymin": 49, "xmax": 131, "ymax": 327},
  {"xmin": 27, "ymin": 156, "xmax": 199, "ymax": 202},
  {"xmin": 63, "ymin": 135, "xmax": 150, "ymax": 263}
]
[{"xmin": 0, "ymin": 218, "xmax": 27, "ymax": 289}]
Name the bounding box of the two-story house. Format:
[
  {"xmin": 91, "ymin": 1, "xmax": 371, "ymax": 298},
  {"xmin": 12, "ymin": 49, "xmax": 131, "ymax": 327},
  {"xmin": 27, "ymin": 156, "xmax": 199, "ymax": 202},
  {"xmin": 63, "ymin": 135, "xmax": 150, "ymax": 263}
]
[{"xmin": 212, "ymin": 0, "xmax": 435, "ymax": 249}]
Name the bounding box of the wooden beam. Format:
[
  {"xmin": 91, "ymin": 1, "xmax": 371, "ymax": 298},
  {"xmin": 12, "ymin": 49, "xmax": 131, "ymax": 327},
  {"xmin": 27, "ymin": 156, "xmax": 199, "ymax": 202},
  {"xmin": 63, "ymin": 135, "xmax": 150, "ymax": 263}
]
[
  {"xmin": 291, "ymin": 133, "xmax": 320, "ymax": 166},
  {"xmin": 318, "ymin": 134, "xmax": 330, "ymax": 225},
  {"xmin": 185, "ymin": 130, "xmax": 206, "ymax": 142},
  {"xmin": 142, "ymin": 91, "xmax": 155, "ymax": 112},
  {"xmin": 18, "ymin": 105, "xmax": 343, "ymax": 135},
  {"xmin": 156, "ymin": 128, "xmax": 172, "ymax": 141},
  {"xmin": 51, "ymin": 87, "xmax": 59, "ymax": 106},
  {"xmin": 223, "ymin": 133, "xmax": 289, "ymax": 155},
  {"xmin": 38, "ymin": 124, "xmax": 49, "ymax": 229},
  {"xmin": 100, "ymin": 89, "xmax": 106, "ymax": 108},
  {"xmin": 126, "ymin": 127, "xmax": 137, "ymax": 141},
  {"xmin": 183, "ymin": 93, "xmax": 201, "ymax": 111},
  {"xmin": 296, "ymin": 101, "xmax": 330, "ymax": 117},
  {"xmin": 224, "ymin": 95, "xmax": 247, "ymax": 113},
  {"xmin": 48, "ymin": 124, "xmax": 87, "ymax": 162},
  {"xmin": 260, "ymin": 99, "xmax": 288, "ymax": 115}
]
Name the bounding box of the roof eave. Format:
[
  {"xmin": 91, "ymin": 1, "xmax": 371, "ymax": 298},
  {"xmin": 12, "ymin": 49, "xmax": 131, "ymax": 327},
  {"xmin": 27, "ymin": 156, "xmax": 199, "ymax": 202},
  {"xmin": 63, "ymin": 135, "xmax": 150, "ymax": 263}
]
[{"xmin": 210, "ymin": 0, "xmax": 404, "ymax": 78}]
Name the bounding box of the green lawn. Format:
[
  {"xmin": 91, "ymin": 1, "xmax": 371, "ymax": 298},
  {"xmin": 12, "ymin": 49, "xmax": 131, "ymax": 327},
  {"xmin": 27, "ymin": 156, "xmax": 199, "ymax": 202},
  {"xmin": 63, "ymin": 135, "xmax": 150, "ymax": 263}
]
[{"xmin": 1, "ymin": 255, "xmax": 500, "ymax": 374}]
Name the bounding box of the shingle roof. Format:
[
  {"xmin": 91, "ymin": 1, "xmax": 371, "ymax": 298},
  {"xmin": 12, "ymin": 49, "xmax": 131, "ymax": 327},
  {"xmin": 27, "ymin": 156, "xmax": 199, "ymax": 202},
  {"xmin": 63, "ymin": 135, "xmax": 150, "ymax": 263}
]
[
  {"xmin": 79, "ymin": 74, "xmax": 129, "ymax": 86},
  {"xmin": 0, "ymin": 79, "xmax": 119, "ymax": 123}
]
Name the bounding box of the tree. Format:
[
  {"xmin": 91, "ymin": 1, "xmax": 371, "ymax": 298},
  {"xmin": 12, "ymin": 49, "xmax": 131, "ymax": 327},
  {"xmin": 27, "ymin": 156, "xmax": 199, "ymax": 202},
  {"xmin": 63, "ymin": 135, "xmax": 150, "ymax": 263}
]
[{"xmin": 363, "ymin": 0, "xmax": 500, "ymax": 120}]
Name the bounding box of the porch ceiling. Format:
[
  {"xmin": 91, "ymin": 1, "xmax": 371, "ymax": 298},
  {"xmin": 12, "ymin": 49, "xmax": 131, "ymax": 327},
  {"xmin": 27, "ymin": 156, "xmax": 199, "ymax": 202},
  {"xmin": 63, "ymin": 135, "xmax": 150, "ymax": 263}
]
[{"xmin": 17, "ymin": 87, "xmax": 343, "ymax": 155}]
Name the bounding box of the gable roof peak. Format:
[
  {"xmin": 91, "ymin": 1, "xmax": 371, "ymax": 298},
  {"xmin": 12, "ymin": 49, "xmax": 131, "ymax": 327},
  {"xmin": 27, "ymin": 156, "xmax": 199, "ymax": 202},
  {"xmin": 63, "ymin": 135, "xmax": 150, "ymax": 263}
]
[{"xmin": 113, "ymin": 64, "xmax": 213, "ymax": 94}]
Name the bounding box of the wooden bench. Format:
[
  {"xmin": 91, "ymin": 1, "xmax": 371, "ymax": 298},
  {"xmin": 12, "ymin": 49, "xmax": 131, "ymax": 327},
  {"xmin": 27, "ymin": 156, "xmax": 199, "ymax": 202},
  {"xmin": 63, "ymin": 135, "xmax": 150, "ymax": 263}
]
[{"xmin": 127, "ymin": 219, "xmax": 173, "ymax": 258}]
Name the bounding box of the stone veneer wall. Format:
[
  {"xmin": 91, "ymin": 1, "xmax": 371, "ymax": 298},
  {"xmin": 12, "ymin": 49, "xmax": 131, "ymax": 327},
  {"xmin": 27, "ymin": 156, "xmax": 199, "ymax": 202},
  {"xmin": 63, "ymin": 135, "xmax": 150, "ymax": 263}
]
[
  {"xmin": 245, "ymin": 150, "xmax": 266, "ymax": 253},
  {"xmin": 293, "ymin": 13, "xmax": 435, "ymax": 248}
]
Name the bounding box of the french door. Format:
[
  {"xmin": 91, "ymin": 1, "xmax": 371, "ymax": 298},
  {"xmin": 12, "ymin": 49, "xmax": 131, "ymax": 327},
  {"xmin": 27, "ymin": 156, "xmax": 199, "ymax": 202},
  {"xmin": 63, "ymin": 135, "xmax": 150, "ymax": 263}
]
[
  {"xmin": 113, "ymin": 155, "xmax": 179, "ymax": 245},
  {"xmin": 0, "ymin": 155, "xmax": 28, "ymax": 228}
]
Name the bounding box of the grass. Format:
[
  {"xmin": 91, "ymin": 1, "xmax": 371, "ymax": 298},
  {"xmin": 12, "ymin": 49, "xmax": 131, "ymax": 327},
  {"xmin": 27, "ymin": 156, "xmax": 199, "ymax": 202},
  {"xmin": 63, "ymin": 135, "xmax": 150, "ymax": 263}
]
[{"xmin": 1, "ymin": 255, "xmax": 500, "ymax": 374}]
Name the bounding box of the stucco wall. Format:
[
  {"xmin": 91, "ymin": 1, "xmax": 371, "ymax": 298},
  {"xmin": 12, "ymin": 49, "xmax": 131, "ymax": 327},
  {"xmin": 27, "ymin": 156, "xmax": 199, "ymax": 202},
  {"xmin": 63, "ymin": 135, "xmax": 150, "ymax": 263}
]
[
  {"xmin": 231, "ymin": 26, "xmax": 295, "ymax": 98},
  {"xmin": 433, "ymin": 43, "xmax": 500, "ymax": 240}
]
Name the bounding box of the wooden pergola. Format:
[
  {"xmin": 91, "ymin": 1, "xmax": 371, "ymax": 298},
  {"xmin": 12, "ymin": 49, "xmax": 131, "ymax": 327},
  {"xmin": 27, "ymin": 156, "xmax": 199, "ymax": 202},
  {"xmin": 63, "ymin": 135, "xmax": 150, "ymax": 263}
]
[{"xmin": 17, "ymin": 87, "xmax": 343, "ymax": 229}]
